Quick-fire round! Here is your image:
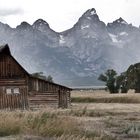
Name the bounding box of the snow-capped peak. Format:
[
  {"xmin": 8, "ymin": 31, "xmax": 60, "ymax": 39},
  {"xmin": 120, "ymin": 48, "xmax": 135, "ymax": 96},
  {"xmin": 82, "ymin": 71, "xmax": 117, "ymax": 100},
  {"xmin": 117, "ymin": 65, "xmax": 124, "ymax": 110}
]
[
  {"xmin": 114, "ymin": 17, "xmax": 128, "ymax": 25},
  {"xmin": 84, "ymin": 8, "xmax": 97, "ymax": 17},
  {"xmin": 90, "ymin": 8, "xmax": 97, "ymax": 15},
  {"xmin": 78, "ymin": 8, "xmax": 100, "ymax": 23}
]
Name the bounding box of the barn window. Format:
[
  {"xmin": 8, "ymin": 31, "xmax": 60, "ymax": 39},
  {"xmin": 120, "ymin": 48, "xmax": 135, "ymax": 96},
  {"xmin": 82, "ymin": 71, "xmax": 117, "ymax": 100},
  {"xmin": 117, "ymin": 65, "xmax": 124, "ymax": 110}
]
[
  {"xmin": 13, "ymin": 88, "xmax": 20, "ymax": 94},
  {"xmin": 6, "ymin": 88, "xmax": 12, "ymax": 95}
]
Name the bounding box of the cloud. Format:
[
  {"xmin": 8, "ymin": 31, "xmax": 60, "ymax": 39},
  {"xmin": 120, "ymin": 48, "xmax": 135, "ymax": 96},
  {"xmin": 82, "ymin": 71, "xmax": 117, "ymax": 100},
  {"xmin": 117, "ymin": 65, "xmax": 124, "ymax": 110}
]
[{"xmin": 0, "ymin": 8, "xmax": 24, "ymax": 17}]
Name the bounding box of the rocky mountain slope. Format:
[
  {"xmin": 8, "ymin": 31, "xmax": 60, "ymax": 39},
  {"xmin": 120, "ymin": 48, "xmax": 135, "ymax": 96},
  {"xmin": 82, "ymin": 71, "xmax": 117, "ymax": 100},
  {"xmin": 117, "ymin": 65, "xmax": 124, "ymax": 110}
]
[{"xmin": 0, "ymin": 8, "xmax": 140, "ymax": 86}]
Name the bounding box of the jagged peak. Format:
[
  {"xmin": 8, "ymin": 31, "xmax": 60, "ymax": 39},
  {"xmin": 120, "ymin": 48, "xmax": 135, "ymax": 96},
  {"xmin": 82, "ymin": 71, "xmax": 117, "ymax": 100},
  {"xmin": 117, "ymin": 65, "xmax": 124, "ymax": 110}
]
[
  {"xmin": 107, "ymin": 17, "xmax": 128, "ymax": 29},
  {"xmin": 84, "ymin": 8, "xmax": 97, "ymax": 16},
  {"xmin": 73, "ymin": 8, "xmax": 99, "ymax": 27},
  {"xmin": 32, "ymin": 19, "xmax": 49, "ymax": 28},
  {"xmin": 16, "ymin": 21, "xmax": 32, "ymax": 30},
  {"xmin": 80, "ymin": 8, "xmax": 99, "ymax": 22},
  {"xmin": 113, "ymin": 17, "xmax": 128, "ymax": 25}
]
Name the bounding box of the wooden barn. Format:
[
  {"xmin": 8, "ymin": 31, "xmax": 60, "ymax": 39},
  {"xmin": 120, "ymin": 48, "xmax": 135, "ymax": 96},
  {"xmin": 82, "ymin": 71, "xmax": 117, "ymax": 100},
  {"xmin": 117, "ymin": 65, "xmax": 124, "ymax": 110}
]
[{"xmin": 0, "ymin": 44, "xmax": 72, "ymax": 109}]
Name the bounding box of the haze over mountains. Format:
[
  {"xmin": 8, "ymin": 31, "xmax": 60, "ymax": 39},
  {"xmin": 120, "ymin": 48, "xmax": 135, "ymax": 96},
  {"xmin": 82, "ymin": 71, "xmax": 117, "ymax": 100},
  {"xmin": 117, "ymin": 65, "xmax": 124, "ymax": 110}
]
[{"xmin": 0, "ymin": 8, "xmax": 140, "ymax": 86}]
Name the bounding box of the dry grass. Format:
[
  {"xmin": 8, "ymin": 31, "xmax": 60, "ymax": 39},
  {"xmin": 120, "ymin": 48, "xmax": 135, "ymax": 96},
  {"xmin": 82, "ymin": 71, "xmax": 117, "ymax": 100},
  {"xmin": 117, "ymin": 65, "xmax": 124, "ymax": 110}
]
[
  {"xmin": 0, "ymin": 110, "xmax": 112, "ymax": 140},
  {"xmin": 71, "ymin": 90, "xmax": 140, "ymax": 103},
  {"xmin": 0, "ymin": 90, "xmax": 140, "ymax": 140},
  {"xmin": 71, "ymin": 89, "xmax": 137, "ymax": 98},
  {"xmin": 0, "ymin": 111, "xmax": 83, "ymax": 137},
  {"xmin": 0, "ymin": 105, "xmax": 139, "ymax": 140}
]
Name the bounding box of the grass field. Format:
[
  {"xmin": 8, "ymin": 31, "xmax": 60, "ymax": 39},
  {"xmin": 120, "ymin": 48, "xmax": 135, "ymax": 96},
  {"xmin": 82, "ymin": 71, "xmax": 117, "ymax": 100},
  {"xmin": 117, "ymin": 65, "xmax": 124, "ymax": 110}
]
[
  {"xmin": 71, "ymin": 89, "xmax": 140, "ymax": 103},
  {"xmin": 1, "ymin": 90, "xmax": 140, "ymax": 140}
]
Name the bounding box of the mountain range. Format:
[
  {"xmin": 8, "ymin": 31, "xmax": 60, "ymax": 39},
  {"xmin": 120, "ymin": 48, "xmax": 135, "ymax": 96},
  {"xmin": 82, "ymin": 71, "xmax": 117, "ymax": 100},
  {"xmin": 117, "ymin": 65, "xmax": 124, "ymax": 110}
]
[{"xmin": 0, "ymin": 8, "xmax": 140, "ymax": 87}]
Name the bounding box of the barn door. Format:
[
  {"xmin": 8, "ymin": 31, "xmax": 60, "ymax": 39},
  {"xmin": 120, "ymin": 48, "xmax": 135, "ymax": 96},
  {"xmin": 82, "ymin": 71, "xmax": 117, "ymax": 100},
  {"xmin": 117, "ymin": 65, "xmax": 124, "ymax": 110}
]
[{"xmin": 0, "ymin": 86, "xmax": 29, "ymax": 110}]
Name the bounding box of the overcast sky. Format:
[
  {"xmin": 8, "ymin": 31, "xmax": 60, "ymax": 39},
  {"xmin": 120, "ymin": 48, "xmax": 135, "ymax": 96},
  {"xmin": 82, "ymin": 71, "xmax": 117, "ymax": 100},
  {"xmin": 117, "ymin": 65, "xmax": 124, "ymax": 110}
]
[{"xmin": 0, "ymin": 0, "xmax": 140, "ymax": 32}]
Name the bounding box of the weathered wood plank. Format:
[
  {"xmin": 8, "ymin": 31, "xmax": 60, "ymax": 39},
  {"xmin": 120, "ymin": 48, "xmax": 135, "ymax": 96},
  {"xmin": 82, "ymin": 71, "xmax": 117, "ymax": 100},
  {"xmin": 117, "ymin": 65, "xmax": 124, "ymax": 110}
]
[{"xmin": 0, "ymin": 86, "xmax": 28, "ymax": 110}]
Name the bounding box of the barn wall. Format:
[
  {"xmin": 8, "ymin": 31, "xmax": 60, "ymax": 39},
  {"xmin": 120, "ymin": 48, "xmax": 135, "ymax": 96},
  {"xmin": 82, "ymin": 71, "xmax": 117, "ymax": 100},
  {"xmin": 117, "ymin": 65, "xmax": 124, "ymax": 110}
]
[
  {"xmin": 28, "ymin": 77, "xmax": 59, "ymax": 92},
  {"xmin": 58, "ymin": 88, "xmax": 71, "ymax": 108},
  {"xmin": 28, "ymin": 77, "xmax": 71, "ymax": 108},
  {"xmin": 0, "ymin": 54, "xmax": 26, "ymax": 78},
  {"xmin": 28, "ymin": 78, "xmax": 59, "ymax": 108},
  {"xmin": 0, "ymin": 54, "xmax": 29, "ymax": 109},
  {"xmin": 29, "ymin": 91, "xmax": 59, "ymax": 108},
  {"xmin": 0, "ymin": 85, "xmax": 28, "ymax": 110}
]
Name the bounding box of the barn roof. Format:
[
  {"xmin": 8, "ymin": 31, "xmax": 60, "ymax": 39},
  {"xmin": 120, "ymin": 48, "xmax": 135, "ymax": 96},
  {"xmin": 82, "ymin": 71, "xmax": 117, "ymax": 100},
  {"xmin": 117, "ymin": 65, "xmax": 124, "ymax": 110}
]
[{"xmin": 0, "ymin": 44, "xmax": 72, "ymax": 90}]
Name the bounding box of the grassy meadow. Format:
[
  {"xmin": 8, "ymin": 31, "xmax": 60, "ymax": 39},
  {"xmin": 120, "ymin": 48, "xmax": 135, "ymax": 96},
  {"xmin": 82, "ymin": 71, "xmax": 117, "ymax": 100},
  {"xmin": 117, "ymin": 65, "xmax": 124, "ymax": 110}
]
[
  {"xmin": 1, "ymin": 89, "xmax": 140, "ymax": 140},
  {"xmin": 71, "ymin": 89, "xmax": 140, "ymax": 103}
]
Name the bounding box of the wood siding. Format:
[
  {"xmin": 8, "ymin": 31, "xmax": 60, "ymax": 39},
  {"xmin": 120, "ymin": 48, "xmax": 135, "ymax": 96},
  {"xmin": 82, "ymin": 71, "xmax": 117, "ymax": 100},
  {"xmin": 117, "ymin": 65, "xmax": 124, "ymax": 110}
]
[
  {"xmin": 0, "ymin": 54, "xmax": 29, "ymax": 110},
  {"xmin": 58, "ymin": 90, "xmax": 71, "ymax": 108},
  {"xmin": 28, "ymin": 77, "xmax": 71, "ymax": 108},
  {"xmin": 29, "ymin": 91, "xmax": 59, "ymax": 108},
  {"xmin": 0, "ymin": 54, "xmax": 26, "ymax": 78},
  {"xmin": 29, "ymin": 77, "xmax": 59, "ymax": 92},
  {"xmin": 0, "ymin": 86, "xmax": 28, "ymax": 110}
]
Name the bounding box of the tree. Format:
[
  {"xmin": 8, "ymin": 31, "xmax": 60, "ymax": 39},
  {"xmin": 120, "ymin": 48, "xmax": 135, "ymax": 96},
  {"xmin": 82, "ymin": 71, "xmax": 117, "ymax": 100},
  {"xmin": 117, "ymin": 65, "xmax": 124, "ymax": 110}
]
[
  {"xmin": 126, "ymin": 63, "xmax": 140, "ymax": 93},
  {"xmin": 116, "ymin": 72, "xmax": 128, "ymax": 93},
  {"xmin": 32, "ymin": 72, "xmax": 47, "ymax": 80},
  {"xmin": 32, "ymin": 72, "xmax": 54, "ymax": 82},
  {"xmin": 98, "ymin": 69, "xmax": 118, "ymax": 93},
  {"xmin": 46, "ymin": 75, "xmax": 53, "ymax": 82}
]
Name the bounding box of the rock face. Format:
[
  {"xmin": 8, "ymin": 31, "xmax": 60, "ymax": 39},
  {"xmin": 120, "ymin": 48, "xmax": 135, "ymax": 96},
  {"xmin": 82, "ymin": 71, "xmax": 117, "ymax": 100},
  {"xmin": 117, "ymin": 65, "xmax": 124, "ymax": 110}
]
[{"xmin": 0, "ymin": 8, "xmax": 140, "ymax": 86}]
